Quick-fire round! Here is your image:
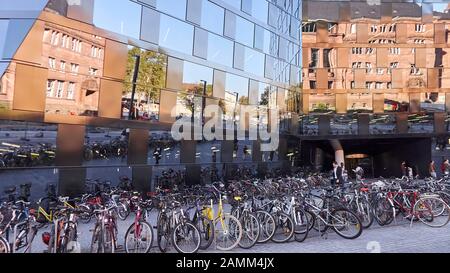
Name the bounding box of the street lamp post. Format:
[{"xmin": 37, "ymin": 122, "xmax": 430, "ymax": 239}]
[
  {"xmin": 200, "ymin": 80, "xmax": 208, "ymax": 127},
  {"xmin": 129, "ymin": 55, "xmax": 141, "ymax": 120}
]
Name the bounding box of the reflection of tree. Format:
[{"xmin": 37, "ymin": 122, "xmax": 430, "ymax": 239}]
[
  {"xmin": 239, "ymin": 96, "xmax": 249, "ymax": 105},
  {"xmin": 186, "ymin": 83, "xmax": 213, "ymax": 96},
  {"xmin": 124, "ymin": 47, "xmax": 166, "ymax": 103}
]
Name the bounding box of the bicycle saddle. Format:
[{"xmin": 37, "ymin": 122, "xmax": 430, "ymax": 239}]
[{"xmin": 4, "ymin": 186, "xmax": 16, "ymax": 194}]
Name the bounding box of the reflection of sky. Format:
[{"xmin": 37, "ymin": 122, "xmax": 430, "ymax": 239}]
[
  {"xmin": 0, "ymin": 0, "xmax": 47, "ymax": 11},
  {"xmin": 93, "ymin": 0, "xmax": 141, "ymax": 39},
  {"xmin": 159, "ymin": 14, "xmax": 193, "ymax": 54},
  {"xmin": 183, "ymin": 61, "xmax": 213, "ymax": 84},
  {"xmin": 226, "ymin": 73, "xmax": 248, "ymax": 98},
  {"xmin": 201, "ymin": 0, "xmax": 224, "ymax": 35},
  {"xmin": 156, "ymin": 0, "xmax": 187, "ymax": 20}
]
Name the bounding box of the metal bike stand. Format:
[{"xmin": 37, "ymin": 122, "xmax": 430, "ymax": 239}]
[{"xmin": 12, "ymin": 220, "xmax": 28, "ymax": 254}]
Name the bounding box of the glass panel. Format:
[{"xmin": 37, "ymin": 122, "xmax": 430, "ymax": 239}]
[
  {"xmin": 369, "ymin": 114, "xmax": 397, "ymax": 135},
  {"xmin": 330, "ymin": 114, "xmax": 358, "ymax": 135},
  {"xmin": 156, "ymin": 0, "xmax": 187, "ymax": 20},
  {"xmin": 176, "ymin": 93, "xmax": 202, "ymax": 122},
  {"xmin": 258, "ymin": 83, "xmax": 277, "ymax": 109},
  {"xmin": 148, "ymin": 131, "xmax": 180, "ymax": 165},
  {"xmin": 235, "ymin": 16, "xmax": 254, "ymax": 48},
  {"xmin": 0, "ymin": 120, "xmax": 57, "ymax": 168},
  {"xmin": 196, "ymin": 140, "xmax": 221, "ymax": 164},
  {"xmin": 159, "ymin": 14, "xmax": 194, "ymax": 55},
  {"xmin": 251, "ymin": 0, "xmax": 269, "ymax": 23},
  {"xmin": 93, "ymin": 0, "xmax": 142, "ymax": 39},
  {"xmin": 223, "ymin": 0, "xmax": 242, "ymax": 10},
  {"xmin": 384, "ymin": 93, "xmax": 410, "ymax": 112},
  {"xmin": 44, "ymin": 24, "xmax": 105, "ymax": 116},
  {"xmin": 309, "ymin": 93, "xmax": 336, "ymax": 113},
  {"xmin": 299, "ymin": 114, "xmax": 319, "ymax": 135},
  {"xmin": 201, "ymin": 0, "xmax": 224, "ymax": 35},
  {"xmin": 83, "ymin": 126, "xmax": 128, "ymax": 166},
  {"xmin": 348, "ymin": 93, "xmax": 373, "ymax": 113},
  {"xmin": 0, "ymin": 0, "xmax": 48, "ymax": 12},
  {"xmin": 224, "ymin": 73, "xmax": 249, "ymax": 125},
  {"xmin": 207, "ymin": 33, "xmax": 234, "ymax": 67},
  {"xmin": 243, "ymin": 47, "xmax": 265, "ymax": 76},
  {"xmin": 182, "ymin": 61, "xmax": 213, "ymax": 96},
  {"xmin": 421, "ymin": 92, "xmax": 445, "ymax": 112},
  {"xmin": 122, "ymin": 46, "xmax": 167, "ymax": 121},
  {"xmin": 0, "ymin": 20, "xmax": 9, "ymax": 60},
  {"xmin": 408, "ymin": 113, "xmax": 434, "ymax": 134}
]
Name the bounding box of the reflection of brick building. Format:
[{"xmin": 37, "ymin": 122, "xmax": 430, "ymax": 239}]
[
  {"xmin": 0, "ymin": 9, "xmax": 105, "ymax": 116},
  {"xmin": 43, "ymin": 21, "xmax": 105, "ymax": 115},
  {"xmin": 302, "ymin": 2, "xmax": 450, "ymax": 114}
]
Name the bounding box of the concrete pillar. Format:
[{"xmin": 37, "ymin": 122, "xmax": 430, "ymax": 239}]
[{"xmin": 330, "ymin": 139, "xmax": 345, "ymax": 165}]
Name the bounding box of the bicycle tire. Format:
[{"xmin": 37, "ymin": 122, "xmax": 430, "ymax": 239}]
[
  {"xmin": 194, "ymin": 215, "xmax": 214, "ymax": 250},
  {"xmin": 214, "ymin": 214, "xmax": 242, "ymax": 251},
  {"xmin": 157, "ymin": 214, "xmax": 170, "ymax": 253},
  {"xmin": 331, "ymin": 209, "xmax": 363, "ymax": 240},
  {"xmin": 256, "ymin": 210, "xmax": 276, "ymax": 244},
  {"xmin": 271, "ymin": 212, "xmax": 294, "ymax": 243},
  {"xmin": 293, "ymin": 207, "xmax": 309, "ymax": 243},
  {"xmin": 125, "ymin": 221, "xmax": 154, "ymax": 253},
  {"xmin": 172, "ymin": 221, "xmax": 201, "ymax": 254},
  {"xmin": 0, "ymin": 236, "xmax": 10, "ymax": 253},
  {"xmin": 415, "ymin": 197, "xmax": 450, "ymax": 228},
  {"xmin": 238, "ymin": 213, "xmax": 260, "ymax": 249},
  {"xmin": 90, "ymin": 224, "xmax": 103, "ymax": 253}
]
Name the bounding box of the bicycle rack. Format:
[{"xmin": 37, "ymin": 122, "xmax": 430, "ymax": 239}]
[{"xmin": 12, "ymin": 220, "xmax": 30, "ymax": 253}]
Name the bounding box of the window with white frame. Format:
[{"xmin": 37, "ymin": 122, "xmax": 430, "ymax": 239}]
[
  {"xmin": 48, "ymin": 57, "xmax": 56, "ymax": 69},
  {"xmin": 67, "ymin": 82, "xmax": 75, "ymax": 100},
  {"xmin": 390, "ymin": 62, "xmax": 399, "ymax": 68},
  {"xmin": 366, "ymin": 62, "xmax": 373, "ymax": 73},
  {"xmin": 415, "ymin": 24, "xmax": 425, "ymax": 32},
  {"xmin": 89, "ymin": 67, "xmax": 98, "ymax": 76},
  {"xmin": 350, "ymin": 24, "xmax": 356, "ymax": 33},
  {"xmin": 375, "ymin": 82, "xmax": 383, "ymax": 89},
  {"xmin": 47, "ymin": 80, "xmax": 55, "ymax": 97},
  {"xmin": 56, "ymin": 81, "xmax": 64, "ymax": 98},
  {"xmin": 60, "ymin": 61, "xmax": 66, "ymax": 72},
  {"xmin": 50, "ymin": 31, "xmax": 59, "ymax": 45},
  {"xmin": 70, "ymin": 63, "xmax": 79, "ymax": 73},
  {"xmin": 371, "ymin": 25, "xmax": 377, "ymax": 33},
  {"xmin": 352, "ymin": 47, "xmax": 364, "ymax": 54},
  {"xmin": 389, "ymin": 48, "xmax": 400, "ymax": 55}
]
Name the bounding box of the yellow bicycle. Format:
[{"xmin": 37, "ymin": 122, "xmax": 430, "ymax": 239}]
[{"xmin": 203, "ymin": 194, "xmax": 242, "ymax": 251}]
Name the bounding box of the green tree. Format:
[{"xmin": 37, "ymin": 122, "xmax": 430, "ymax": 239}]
[{"xmin": 124, "ymin": 47, "xmax": 167, "ymax": 103}]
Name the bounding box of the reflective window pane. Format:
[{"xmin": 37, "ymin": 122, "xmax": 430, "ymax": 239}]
[
  {"xmin": 309, "ymin": 93, "xmax": 336, "ymax": 113},
  {"xmin": 384, "ymin": 93, "xmax": 409, "ymax": 112},
  {"xmin": 243, "ymin": 47, "xmax": 265, "ymax": 77},
  {"xmin": 182, "ymin": 61, "xmax": 213, "ymax": 96},
  {"xmin": 122, "ymin": 46, "xmax": 167, "ymax": 121},
  {"xmin": 251, "ymin": 0, "xmax": 269, "ymax": 23},
  {"xmin": 93, "ymin": 0, "xmax": 142, "ymax": 39},
  {"xmin": 159, "ymin": 14, "xmax": 194, "ymax": 55},
  {"xmin": 156, "ymin": 0, "xmax": 187, "ymax": 20},
  {"xmin": 207, "ymin": 33, "xmax": 234, "ymax": 67},
  {"xmin": 83, "ymin": 126, "xmax": 128, "ymax": 166},
  {"xmin": 223, "ymin": 0, "xmax": 242, "ymax": 10},
  {"xmin": 201, "ymin": 0, "xmax": 224, "ymax": 35},
  {"xmin": 235, "ymin": 16, "xmax": 254, "ymax": 47},
  {"xmin": 421, "ymin": 92, "xmax": 445, "ymax": 112},
  {"xmin": 225, "ymin": 73, "xmax": 249, "ymax": 104}
]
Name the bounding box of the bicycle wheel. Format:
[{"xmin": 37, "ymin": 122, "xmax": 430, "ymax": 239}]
[
  {"xmin": 238, "ymin": 213, "xmax": 260, "ymax": 249},
  {"xmin": 256, "ymin": 210, "xmax": 275, "ymax": 244},
  {"xmin": 0, "ymin": 237, "xmax": 10, "ymax": 253},
  {"xmin": 415, "ymin": 197, "xmax": 449, "ymax": 228},
  {"xmin": 350, "ymin": 199, "xmax": 374, "ymax": 229},
  {"xmin": 157, "ymin": 214, "xmax": 170, "ymax": 253},
  {"xmin": 331, "ymin": 209, "xmax": 363, "ymax": 239},
  {"xmin": 78, "ymin": 204, "xmax": 93, "ymax": 224},
  {"xmin": 372, "ymin": 197, "xmax": 394, "ymax": 226},
  {"xmin": 103, "ymin": 224, "xmax": 115, "ymax": 253},
  {"xmin": 293, "ymin": 207, "xmax": 310, "ymax": 243},
  {"xmin": 125, "ymin": 221, "xmax": 154, "ymax": 253},
  {"xmin": 193, "ymin": 215, "xmax": 214, "ymax": 250},
  {"xmin": 271, "ymin": 212, "xmax": 294, "ymax": 243},
  {"xmin": 214, "ymin": 214, "xmax": 242, "ymax": 251},
  {"xmin": 117, "ymin": 202, "xmax": 130, "ymax": 221},
  {"xmin": 61, "ymin": 223, "xmax": 80, "ymax": 253},
  {"xmin": 172, "ymin": 221, "xmax": 201, "ymax": 254},
  {"xmin": 90, "ymin": 224, "xmax": 103, "ymax": 253}
]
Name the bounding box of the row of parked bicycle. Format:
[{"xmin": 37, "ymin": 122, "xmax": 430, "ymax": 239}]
[{"xmin": 1, "ymin": 173, "xmax": 450, "ymax": 253}]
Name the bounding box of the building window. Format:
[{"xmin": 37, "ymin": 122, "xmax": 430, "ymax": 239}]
[
  {"xmin": 376, "ymin": 82, "xmax": 383, "ymax": 89},
  {"xmin": 91, "ymin": 46, "xmax": 98, "ymax": 58},
  {"xmin": 323, "ymin": 49, "xmax": 330, "ymax": 68},
  {"xmin": 310, "ymin": 48, "xmax": 319, "ymax": 68},
  {"xmin": 89, "ymin": 67, "xmax": 98, "ymax": 76},
  {"xmin": 67, "ymin": 82, "xmax": 75, "ymax": 100},
  {"xmin": 48, "ymin": 57, "xmax": 56, "ymax": 69},
  {"xmin": 302, "ymin": 22, "xmax": 316, "ymax": 32},
  {"xmin": 366, "ymin": 48, "xmax": 375, "ymax": 54},
  {"xmin": 352, "ymin": 47, "xmax": 364, "ymax": 54},
  {"xmin": 328, "ymin": 81, "xmax": 333, "ymax": 89},
  {"xmin": 415, "ymin": 24, "xmax": 425, "ymax": 32},
  {"xmin": 351, "ymin": 81, "xmax": 355, "ymax": 89},
  {"xmin": 56, "ymin": 81, "xmax": 64, "ymax": 98},
  {"xmin": 310, "ymin": 81, "xmax": 316, "ymax": 89},
  {"xmin": 389, "ymin": 24, "xmax": 396, "ymax": 32},
  {"xmin": 71, "ymin": 63, "xmax": 79, "ymax": 73},
  {"xmin": 47, "ymin": 80, "xmax": 55, "ymax": 97},
  {"xmin": 366, "ymin": 62, "xmax": 372, "ymax": 73},
  {"xmin": 350, "ymin": 24, "xmax": 356, "ymax": 33},
  {"xmin": 60, "ymin": 61, "xmax": 66, "ymax": 72},
  {"xmin": 380, "ymin": 25, "xmax": 387, "ymax": 32},
  {"xmin": 72, "ymin": 38, "xmax": 82, "ymax": 52},
  {"xmin": 410, "ymin": 64, "xmax": 421, "ymax": 75},
  {"xmin": 387, "ymin": 82, "xmax": 392, "ymax": 89},
  {"xmin": 352, "ymin": 62, "xmax": 362, "ymax": 68},
  {"xmin": 370, "ymin": 25, "xmax": 377, "ymax": 33},
  {"xmin": 389, "ymin": 48, "xmax": 400, "ymax": 55},
  {"xmin": 377, "ymin": 68, "xmax": 384, "ymax": 75},
  {"xmin": 51, "ymin": 31, "xmax": 59, "ymax": 45},
  {"xmin": 61, "ymin": 34, "xmax": 69, "ymax": 48},
  {"xmin": 390, "ymin": 62, "xmax": 399, "ymax": 68}
]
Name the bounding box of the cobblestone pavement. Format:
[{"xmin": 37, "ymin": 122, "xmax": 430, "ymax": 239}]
[{"xmin": 26, "ymin": 212, "xmax": 450, "ymax": 253}]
